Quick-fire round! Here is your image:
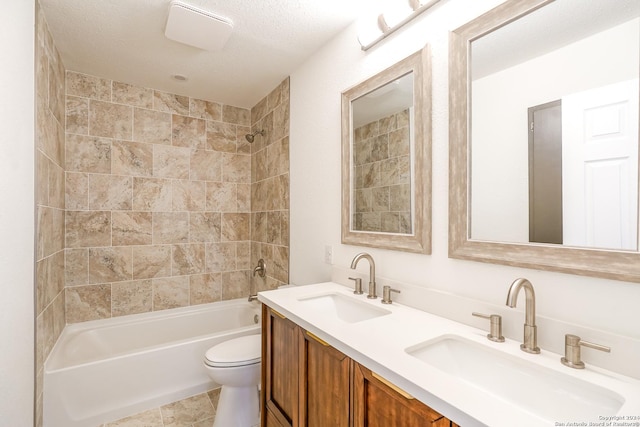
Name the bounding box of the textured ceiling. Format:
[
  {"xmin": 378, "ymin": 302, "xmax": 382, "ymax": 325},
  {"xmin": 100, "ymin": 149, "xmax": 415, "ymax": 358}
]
[{"xmin": 39, "ymin": 0, "xmax": 378, "ymax": 108}]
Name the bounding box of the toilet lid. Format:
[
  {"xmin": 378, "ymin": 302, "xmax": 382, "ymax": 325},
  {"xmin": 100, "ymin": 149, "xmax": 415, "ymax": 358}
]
[{"xmin": 205, "ymin": 334, "xmax": 261, "ymax": 367}]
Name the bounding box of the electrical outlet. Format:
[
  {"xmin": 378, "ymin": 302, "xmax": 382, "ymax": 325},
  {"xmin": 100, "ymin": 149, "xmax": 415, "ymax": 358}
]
[{"xmin": 324, "ymin": 245, "xmax": 333, "ymax": 264}]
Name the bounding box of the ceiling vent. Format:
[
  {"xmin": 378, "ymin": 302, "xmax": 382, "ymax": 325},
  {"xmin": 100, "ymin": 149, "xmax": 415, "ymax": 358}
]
[{"xmin": 165, "ymin": 1, "xmax": 233, "ymax": 51}]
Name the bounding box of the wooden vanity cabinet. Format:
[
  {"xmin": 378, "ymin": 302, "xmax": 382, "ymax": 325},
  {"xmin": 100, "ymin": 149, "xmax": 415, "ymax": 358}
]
[
  {"xmin": 299, "ymin": 329, "xmax": 351, "ymax": 426},
  {"xmin": 352, "ymin": 363, "xmax": 456, "ymax": 427},
  {"xmin": 262, "ymin": 306, "xmax": 459, "ymax": 427},
  {"xmin": 262, "ymin": 305, "xmax": 300, "ymax": 427}
]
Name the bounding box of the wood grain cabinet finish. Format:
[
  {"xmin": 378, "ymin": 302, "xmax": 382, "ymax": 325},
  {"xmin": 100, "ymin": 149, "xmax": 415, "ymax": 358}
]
[
  {"xmin": 262, "ymin": 305, "xmax": 300, "ymax": 427},
  {"xmin": 261, "ymin": 306, "xmax": 459, "ymax": 427},
  {"xmin": 299, "ymin": 330, "xmax": 351, "ymax": 427},
  {"xmin": 352, "ymin": 362, "xmax": 451, "ymax": 427}
]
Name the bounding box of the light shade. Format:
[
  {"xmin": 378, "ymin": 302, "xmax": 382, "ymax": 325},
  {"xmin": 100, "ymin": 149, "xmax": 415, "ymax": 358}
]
[{"xmin": 165, "ymin": 1, "xmax": 233, "ymax": 51}]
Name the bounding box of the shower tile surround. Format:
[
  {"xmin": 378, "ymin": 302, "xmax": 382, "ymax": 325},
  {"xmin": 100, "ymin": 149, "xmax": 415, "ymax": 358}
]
[
  {"xmin": 63, "ymin": 72, "xmax": 290, "ymax": 323},
  {"xmin": 35, "ymin": 3, "xmax": 66, "ymax": 426},
  {"xmin": 34, "ymin": 3, "xmax": 289, "ymax": 424}
]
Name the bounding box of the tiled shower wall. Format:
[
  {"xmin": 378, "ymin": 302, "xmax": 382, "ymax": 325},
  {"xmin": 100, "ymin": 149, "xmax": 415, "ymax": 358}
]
[
  {"xmin": 62, "ymin": 73, "xmax": 290, "ymax": 322},
  {"xmin": 63, "ymin": 71, "xmax": 258, "ymax": 322},
  {"xmin": 35, "ymin": 2, "xmax": 66, "ymax": 425},
  {"xmin": 250, "ymin": 78, "xmax": 290, "ymax": 292}
]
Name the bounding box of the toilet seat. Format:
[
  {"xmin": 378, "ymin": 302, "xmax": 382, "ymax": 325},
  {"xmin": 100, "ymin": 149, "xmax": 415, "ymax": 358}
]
[{"xmin": 204, "ymin": 334, "xmax": 261, "ymax": 368}]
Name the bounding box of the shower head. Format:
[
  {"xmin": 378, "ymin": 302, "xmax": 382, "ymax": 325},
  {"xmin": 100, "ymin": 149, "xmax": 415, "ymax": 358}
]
[{"xmin": 245, "ymin": 129, "xmax": 265, "ymax": 143}]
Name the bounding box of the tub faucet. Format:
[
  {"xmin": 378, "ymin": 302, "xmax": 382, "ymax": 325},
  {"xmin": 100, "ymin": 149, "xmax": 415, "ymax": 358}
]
[
  {"xmin": 350, "ymin": 252, "xmax": 377, "ymax": 299},
  {"xmin": 506, "ymin": 278, "xmax": 540, "ymax": 354},
  {"xmin": 249, "ymin": 259, "xmax": 266, "ymax": 302}
]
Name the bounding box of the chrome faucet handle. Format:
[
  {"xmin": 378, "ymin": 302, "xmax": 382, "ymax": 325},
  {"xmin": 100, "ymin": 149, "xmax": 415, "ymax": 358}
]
[
  {"xmin": 561, "ymin": 334, "xmax": 610, "ymax": 369},
  {"xmin": 472, "ymin": 312, "xmax": 505, "ymax": 342},
  {"xmin": 381, "ymin": 286, "xmax": 400, "ymax": 304},
  {"xmin": 348, "ymin": 277, "xmax": 364, "ymax": 295}
]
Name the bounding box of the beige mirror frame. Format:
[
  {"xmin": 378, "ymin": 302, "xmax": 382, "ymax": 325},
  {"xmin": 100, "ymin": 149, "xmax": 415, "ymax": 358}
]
[
  {"xmin": 449, "ymin": 0, "xmax": 640, "ymax": 282},
  {"xmin": 342, "ymin": 46, "xmax": 432, "ymax": 254}
]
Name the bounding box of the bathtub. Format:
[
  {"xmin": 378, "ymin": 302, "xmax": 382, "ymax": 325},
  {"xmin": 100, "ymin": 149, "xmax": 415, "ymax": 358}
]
[{"xmin": 43, "ymin": 298, "xmax": 261, "ymax": 427}]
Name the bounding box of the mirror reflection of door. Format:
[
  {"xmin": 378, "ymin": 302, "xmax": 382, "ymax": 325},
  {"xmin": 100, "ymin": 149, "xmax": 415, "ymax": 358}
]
[
  {"xmin": 528, "ymin": 100, "xmax": 563, "ymax": 244},
  {"xmin": 528, "ymin": 79, "xmax": 639, "ymax": 250},
  {"xmin": 562, "ymin": 79, "xmax": 639, "ymax": 250}
]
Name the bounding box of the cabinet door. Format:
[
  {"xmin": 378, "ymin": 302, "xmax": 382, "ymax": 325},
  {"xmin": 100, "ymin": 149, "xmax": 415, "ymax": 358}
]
[
  {"xmin": 262, "ymin": 306, "xmax": 299, "ymax": 427},
  {"xmin": 352, "ymin": 362, "xmax": 447, "ymax": 427},
  {"xmin": 299, "ymin": 329, "xmax": 351, "ymax": 427}
]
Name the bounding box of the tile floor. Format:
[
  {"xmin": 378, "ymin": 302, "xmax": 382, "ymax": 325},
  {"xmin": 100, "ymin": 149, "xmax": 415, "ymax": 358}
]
[{"xmin": 100, "ymin": 389, "xmax": 220, "ymax": 427}]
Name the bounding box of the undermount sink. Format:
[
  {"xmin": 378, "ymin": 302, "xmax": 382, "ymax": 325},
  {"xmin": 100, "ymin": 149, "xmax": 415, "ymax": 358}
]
[
  {"xmin": 297, "ymin": 292, "xmax": 390, "ymax": 323},
  {"xmin": 406, "ymin": 335, "xmax": 625, "ymax": 422}
]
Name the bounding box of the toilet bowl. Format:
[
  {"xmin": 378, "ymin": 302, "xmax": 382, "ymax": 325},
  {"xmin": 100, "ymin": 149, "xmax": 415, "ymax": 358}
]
[{"xmin": 204, "ymin": 334, "xmax": 261, "ymax": 427}]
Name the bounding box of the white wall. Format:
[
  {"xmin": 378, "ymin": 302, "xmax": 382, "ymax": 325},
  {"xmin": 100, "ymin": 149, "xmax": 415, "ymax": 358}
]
[
  {"xmin": 471, "ymin": 19, "xmax": 640, "ymax": 242},
  {"xmin": 290, "ymin": 0, "xmax": 640, "ymax": 357},
  {"xmin": 0, "ymin": 0, "xmax": 36, "ymax": 424}
]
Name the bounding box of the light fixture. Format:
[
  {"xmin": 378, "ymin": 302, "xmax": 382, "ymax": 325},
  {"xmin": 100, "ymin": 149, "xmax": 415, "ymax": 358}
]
[{"xmin": 357, "ymin": 0, "xmax": 441, "ymax": 51}]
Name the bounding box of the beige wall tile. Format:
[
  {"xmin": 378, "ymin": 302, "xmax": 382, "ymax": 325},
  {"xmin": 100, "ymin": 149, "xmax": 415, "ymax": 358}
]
[
  {"xmin": 153, "ymin": 277, "xmax": 189, "ymax": 310},
  {"xmin": 66, "ymin": 71, "xmax": 111, "ymax": 101},
  {"xmin": 153, "ymin": 91, "xmax": 189, "ymax": 115},
  {"xmin": 221, "ymin": 213, "xmax": 250, "ymax": 241},
  {"xmin": 88, "ymin": 174, "xmax": 132, "ymax": 210},
  {"xmin": 172, "ymin": 180, "xmax": 205, "ymax": 211},
  {"xmin": 236, "ymin": 126, "xmax": 252, "ymax": 154},
  {"xmin": 133, "ymin": 108, "xmax": 171, "ymax": 145},
  {"xmin": 65, "ymin": 248, "xmax": 88, "ymax": 286},
  {"xmin": 190, "ymin": 99, "xmax": 222, "ymax": 121},
  {"xmin": 49, "ymin": 161, "xmax": 65, "ymax": 209},
  {"xmin": 112, "ymin": 140, "xmax": 153, "ymax": 177},
  {"xmin": 153, "ymin": 145, "xmax": 190, "ymax": 179},
  {"xmin": 112, "ymin": 81, "xmax": 153, "ymax": 109},
  {"xmin": 88, "ymin": 246, "xmax": 133, "ymax": 284},
  {"xmin": 236, "ymin": 241, "xmax": 251, "ymax": 270},
  {"xmin": 66, "ymin": 96, "xmax": 88, "ymax": 134},
  {"xmin": 172, "ymin": 115, "xmax": 205, "ymax": 149},
  {"xmin": 65, "ymin": 172, "xmax": 88, "ymax": 210},
  {"xmin": 222, "ymin": 105, "xmax": 250, "ymax": 126},
  {"xmin": 190, "ymin": 273, "xmax": 222, "ymax": 305},
  {"xmin": 36, "ymin": 151, "xmax": 49, "ymax": 206},
  {"xmin": 267, "ymin": 212, "xmax": 282, "ymax": 246},
  {"xmin": 112, "ymin": 280, "xmax": 153, "ymax": 317},
  {"xmin": 221, "ymin": 271, "xmax": 250, "ymax": 300},
  {"xmin": 132, "ymin": 245, "xmax": 172, "ymax": 279},
  {"xmin": 206, "ymin": 182, "xmax": 236, "ymax": 212},
  {"xmin": 191, "ymin": 150, "xmax": 222, "ymax": 182},
  {"xmin": 66, "ymin": 134, "xmax": 111, "ymax": 173},
  {"xmin": 237, "ymin": 184, "xmax": 251, "ymax": 212},
  {"xmin": 251, "ymin": 96, "xmax": 268, "ymax": 125},
  {"xmin": 112, "ymin": 212, "xmax": 153, "ymax": 246},
  {"xmin": 205, "ymin": 242, "xmax": 236, "ymax": 272},
  {"xmin": 65, "ymin": 210, "xmax": 111, "ymax": 248},
  {"xmin": 222, "ymin": 153, "xmax": 251, "ymax": 183},
  {"xmin": 206, "ymin": 121, "xmax": 237, "ymax": 152},
  {"xmin": 153, "ymin": 212, "xmax": 189, "ymax": 244},
  {"xmin": 172, "ymin": 243, "xmax": 206, "ymax": 276},
  {"xmin": 66, "ymin": 284, "xmax": 111, "ymax": 323},
  {"xmin": 89, "ymin": 100, "xmax": 133, "ymax": 139},
  {"xmin": 189, "ymin": 212, "xmax": 221, "ymax": 243},
  {"xmin": 133, "ymin": 177, "xmax": 172, "ymax": 211},
  {"xmin": 252, "ymin": 212, "xmax": 267, "ymax": 243}
]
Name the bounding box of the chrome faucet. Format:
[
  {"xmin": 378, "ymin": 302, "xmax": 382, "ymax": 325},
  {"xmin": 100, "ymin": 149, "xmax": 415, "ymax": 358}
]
[
  {"xmin": 350, "ymin": 252, "xmax": 377, "ymax": 299},
  {"xmin": 506, "ymin": 278, "xmax": 540, "ymax": 354}
]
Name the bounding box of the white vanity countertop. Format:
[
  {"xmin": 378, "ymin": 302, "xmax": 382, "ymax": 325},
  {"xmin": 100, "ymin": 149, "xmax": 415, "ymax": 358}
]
[{"xmin": 258, "ymin": 282, "xmax": 640, "ymax": 427}]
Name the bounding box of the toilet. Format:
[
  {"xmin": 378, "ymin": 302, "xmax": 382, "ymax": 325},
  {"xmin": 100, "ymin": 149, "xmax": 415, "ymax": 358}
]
[{"xmin": 204, "ymin": 334, "xmax": 262, "ymax": 427}]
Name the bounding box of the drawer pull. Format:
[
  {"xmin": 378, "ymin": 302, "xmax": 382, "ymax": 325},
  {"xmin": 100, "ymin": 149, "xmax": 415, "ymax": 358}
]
[
  {"xmin": 271, "ymin": 309, "xmax": 286, "ymax": 319},
  {"xmin": 372, "ymin": 372, "xmax": 414, "ymax": 400},
  {"xmin": 306, "ymin": 331, "xmax": 330, "ymax": 346}
]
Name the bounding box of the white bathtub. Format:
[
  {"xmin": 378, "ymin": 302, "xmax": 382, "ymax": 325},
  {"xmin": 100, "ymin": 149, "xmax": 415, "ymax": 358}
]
[{"xmin": 43, "ymin": 298, "xmax": 261, "ymax": 427}]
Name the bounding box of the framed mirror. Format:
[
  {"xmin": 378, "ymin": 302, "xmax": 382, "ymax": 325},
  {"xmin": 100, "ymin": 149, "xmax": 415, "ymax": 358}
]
[
  {"xmin": 342, "ymin": 46, "xmax": 431, "ymax": 253},
  {"xmin": 449, "ymin": 0, "xmax": 640, "ymax": 282}
]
